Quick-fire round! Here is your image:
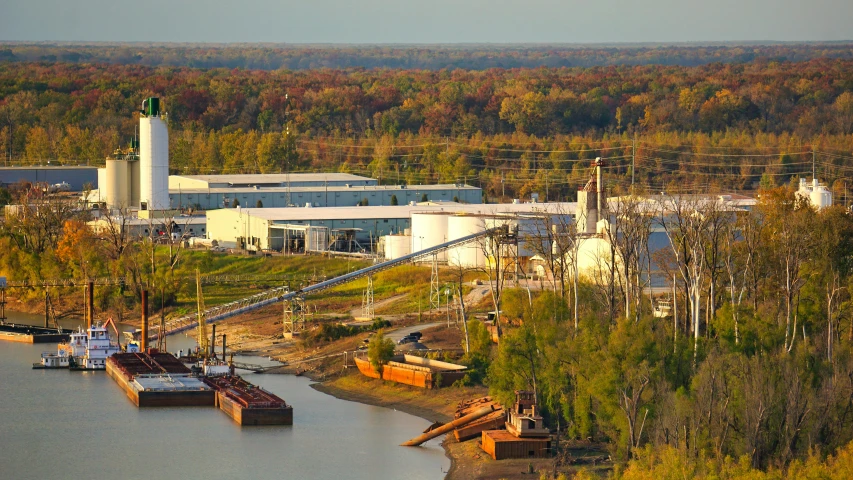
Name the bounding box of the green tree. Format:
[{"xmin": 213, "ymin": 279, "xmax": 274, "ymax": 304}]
[
  {"xmin": 390, "ymin": 194, "xmax": 398, "ymax": 206},
  {"xmin": 367, "ymin": 330, "xmax": 395, "ymax": 373}
]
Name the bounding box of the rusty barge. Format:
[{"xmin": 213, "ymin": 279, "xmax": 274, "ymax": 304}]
[
  {"xmin": 106, "ymin": 351, "xmax": 215, "ymax": 407},
  {"xmin": 203, "ymin": 375, "xmax": 293, "ymax": 426}
]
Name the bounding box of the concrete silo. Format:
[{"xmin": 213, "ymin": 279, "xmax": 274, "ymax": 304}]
[{"xmin": 139, "ymin": 97, "xmax": 170, "ymax": 211}]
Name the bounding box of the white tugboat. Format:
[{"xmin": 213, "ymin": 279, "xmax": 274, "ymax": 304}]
[{"xmin": 68, "ymin": 319, "xmax": 122, "ymax": 370}]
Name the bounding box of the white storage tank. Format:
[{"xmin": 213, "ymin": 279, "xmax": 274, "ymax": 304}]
[
  {"xmin": 139, "ymin": 97, "xmax": 170, "ymax": 211},
  {"xmin": 104, "ymin": 159, "xmax": 131, "ymax": 208},
  {"xmin": 383, "ymin": 234, "xmax": 412, "ymax": 260},
  {"xmin": 130, "ymin": 158, "xmax": 140, "ymax": 207},
  {"xmin": 410, "ymin": 212, "xmax": 450, "ymax": 261},
  {"xmin": 447, "ymin": 215, "xmax": 486, "ymax": 268},
  {"xmin": 810, "ymin": 180, "xmax": 832, "ymax": 210}
]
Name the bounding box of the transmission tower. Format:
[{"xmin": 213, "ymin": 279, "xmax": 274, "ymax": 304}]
[
  {"xmin": 362, "ymin": 274, "xmax": 375, "ymax": 319},
  {"xmin": 429, "ymin": 253, "xmax": 441, "ymax": 312}
]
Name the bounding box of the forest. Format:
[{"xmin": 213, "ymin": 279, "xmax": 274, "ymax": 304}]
[
  {"xmin": 3, "ymin": 45, "xmax": 853, "ymax": 476},
  {"xmin": 2, "ymin": 49, "xmax": 853, "ymax": 200}
]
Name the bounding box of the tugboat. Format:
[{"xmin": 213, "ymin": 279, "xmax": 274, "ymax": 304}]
[
  {"xmin": 32, "ymin": 343, "xmax": 72, "ymax": 369},
  {"xmin": 68, "ymin": 318, "xmax": 122, "ymax": 371}
]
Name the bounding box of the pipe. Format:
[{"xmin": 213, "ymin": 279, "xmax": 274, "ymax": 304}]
[
  {"xmin": 222, "ymin": 334, "xmax": 226, "ymax": 360},
  {"xmin": 211, "ymin": 324, "xmax": 216, "ymax": 358},
  {"xmin": 401, "ymin": 405, "xmax": 495, "ymax": 446},
  {"xmin": 141, "ymin": 290, "xmax": 148, "ymax": 351},
  {"xmin": 44, "ymin": 290, "xmax": 49, "ymax": 328},
  {"xmin": 87, "ymin": 281, "xmax": 94, "ymax": 331}
]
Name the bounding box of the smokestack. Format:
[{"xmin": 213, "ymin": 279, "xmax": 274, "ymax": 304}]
[
  {"xmin": 222, "ymin": 334, "xmax": 226, "ymax": 361},
  {"xmin": 87, "ymin": 281, "xmax": 94, "ymax": 331},
  {"xmin": 44, "ymin": 290, "xmax": 49, "ymax": 328},
  {"xmin": 595, "ymin": 157, "xmax": 604, "ymax": 216},
  {"xmin": 141, "ymin": 290, "xmax": 148, "ymax": 351},
  {"xmin": 211, "ymin": 324, "xmax": 216, "ymax": 358}
]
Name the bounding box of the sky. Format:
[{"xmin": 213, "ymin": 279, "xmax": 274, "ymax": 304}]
[{"xmin": 1, "ymin": 0, "xmax": 851, "ymax": 44}]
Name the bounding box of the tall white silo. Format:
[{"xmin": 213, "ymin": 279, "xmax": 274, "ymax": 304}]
[{"xmin": 139, "ymin": 97, "xmax": 170, "ymax": 211}]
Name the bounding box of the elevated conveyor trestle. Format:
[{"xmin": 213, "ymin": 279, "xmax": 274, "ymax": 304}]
[
  {"xmin": 152, "ymin": 226, "xmax": 508, "ymax": 339},
  {"xmin": 282, "ymin": 295, "xmax": 305, "ymax": 339}
]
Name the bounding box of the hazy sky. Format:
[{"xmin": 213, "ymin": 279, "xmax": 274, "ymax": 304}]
[{"xmin": 1, "ymin": 0, "xmax": 851, "ymax": 44}]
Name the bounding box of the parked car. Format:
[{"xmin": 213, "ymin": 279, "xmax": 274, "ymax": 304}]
[{"xmin": 397, "ymin": 335, "xmax": 417, "ymax": 345}]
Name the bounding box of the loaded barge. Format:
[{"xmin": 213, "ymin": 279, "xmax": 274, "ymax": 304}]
[
  {"xmin": 203, "ymin": 375, "xmax": 293, "ymax": 426},
  {"xmin": 106, "ymin": 351, "xmax": 214, "ymax": 407}
]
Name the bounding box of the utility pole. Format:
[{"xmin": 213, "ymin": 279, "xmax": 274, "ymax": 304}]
[
  {"xmin": 812, "ymin": 147, "xmax": 816, "ymax": 180},
  {"xmin": 631, "ymin": 136, "xmax": 637, "ymax": 195}
]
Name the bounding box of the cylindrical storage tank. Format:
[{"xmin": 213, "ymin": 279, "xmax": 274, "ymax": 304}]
[
  {"xmin": 810, "ymin": 186, "xmax": 832, "ymax": 210},
  {"xmin": 383, "ymin": 234, "xmax": 412, "ymax": 260},
  {"xmin": 139, "ymin": 110, "xmax": 170, "ymax": 211},
  {"xmin": 130, "ymin": 159, "xmax": 140, "ymax": 208},
  {"xmin": 105, "ymin": 159, "xmax": 130, "ymax": 208},
  {"xmin": 447, "ymin": 215, "xmax": 486, "ymax": 268},
  {"xmin": 410, "ymin": 213, "xmax": 449, "ymax": 261},
  {"xmin": 96, "ymin": 168, "xmax": 106, "ymax": 198}
]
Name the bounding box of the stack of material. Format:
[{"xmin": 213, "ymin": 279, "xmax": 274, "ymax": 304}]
[{"xmin": 453, "ymin": 396, "xmax": 506, "ymax": 442}]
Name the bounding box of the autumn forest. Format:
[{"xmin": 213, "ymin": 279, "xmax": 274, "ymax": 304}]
[
  {"xmin": 4, "ymin": 44, "xmax": 853, "ymax": 478},
  {"xmin": 2, "ymin": 44, "xmax": 853, "ymax": 201}
]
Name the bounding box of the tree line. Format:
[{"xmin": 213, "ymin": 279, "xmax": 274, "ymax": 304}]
[{"xmin": 2, "ymin": 43, "xmax": 852, "ymax": 70}]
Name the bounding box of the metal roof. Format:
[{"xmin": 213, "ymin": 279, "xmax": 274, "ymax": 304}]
[
  {"xmin": 173, "ymin": 184, "xmax": 479, "ymax": 194},
  {"xmin": 215, "ymin": 202, "xmax": 576, "ymax": 222},
  {"xmin": 172, "ymin": 173, "xmax": 374, "ymax": 184}
]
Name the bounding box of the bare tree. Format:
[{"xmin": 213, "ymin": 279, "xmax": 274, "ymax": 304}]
[
  {"xmin": 659, "ymin": 195, "xmax": 712, "ymax": 365},
  {"xmin": 476, "ymin": 216, "xmax": 519, "ymax": 340},
  {"xmin": 609, "ymin": 195, "xmax": 654, "ymax": 322},
  {"xmin": 759, "ymin": 190, "xmax": 815, "ymax": 352}
]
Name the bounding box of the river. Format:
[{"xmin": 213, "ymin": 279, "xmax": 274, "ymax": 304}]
[{"xmin": 0, "ymin": 312, "xmax": 449, "ymax": 479}]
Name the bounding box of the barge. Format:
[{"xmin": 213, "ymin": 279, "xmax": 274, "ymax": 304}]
[
  {"xmin": 106, "ymin": 351, "xmax": 214, "ymax": 407},
  {"xmin": 203, "ymin": 375, "xmax": 293, "ymax": 426},
  {"xmin": 0, "ymin": 323, "xmax": 70, "ymax": 344}
]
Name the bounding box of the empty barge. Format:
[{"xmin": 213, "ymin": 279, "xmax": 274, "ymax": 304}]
[
  {"xmin": 106, "ymin": 352, "xmax": 214, "ymax": 407},
  {"xmin": 0, "ymin": 323, "xmax": 70, "ymax": 343},
  {"xmin": 203, "ymin": 375, "xmax": 293, "ymax": 426}
]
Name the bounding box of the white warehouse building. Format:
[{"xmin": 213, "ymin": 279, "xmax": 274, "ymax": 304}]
[{"xmin": 205, "ymin": 202, "xmax": 575, "ymax": 255}]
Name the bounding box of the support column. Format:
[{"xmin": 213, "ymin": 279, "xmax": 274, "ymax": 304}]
[
  {"xmin": 87, "ymin": 281, "xmax": 94, "ymax": 331},
  {"xmin": 141, "ymin": 290, "xmax": 148, "ymax": 351}
]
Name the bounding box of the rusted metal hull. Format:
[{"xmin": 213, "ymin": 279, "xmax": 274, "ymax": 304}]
[
  {"xmin": 481, "ymin": 430, "xmax": 551, "ymax": 460},
  {"xmin": 453, "ymin": 412, "xmax": 506, "ymax": 442},
  {"xmin": 402, "ymin": 405, "xmax": 495, "ymax": 446},
  {"xmin": 204, "ymin": 375, "xmax": 293, "ymax": 426},
  {"xmin": 216, "ymin": 392, "xmax": 293, "ymax": 425},
  {"xmin": 354, "ymin": 356, "xmax": 467, "ymax": 389}
]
